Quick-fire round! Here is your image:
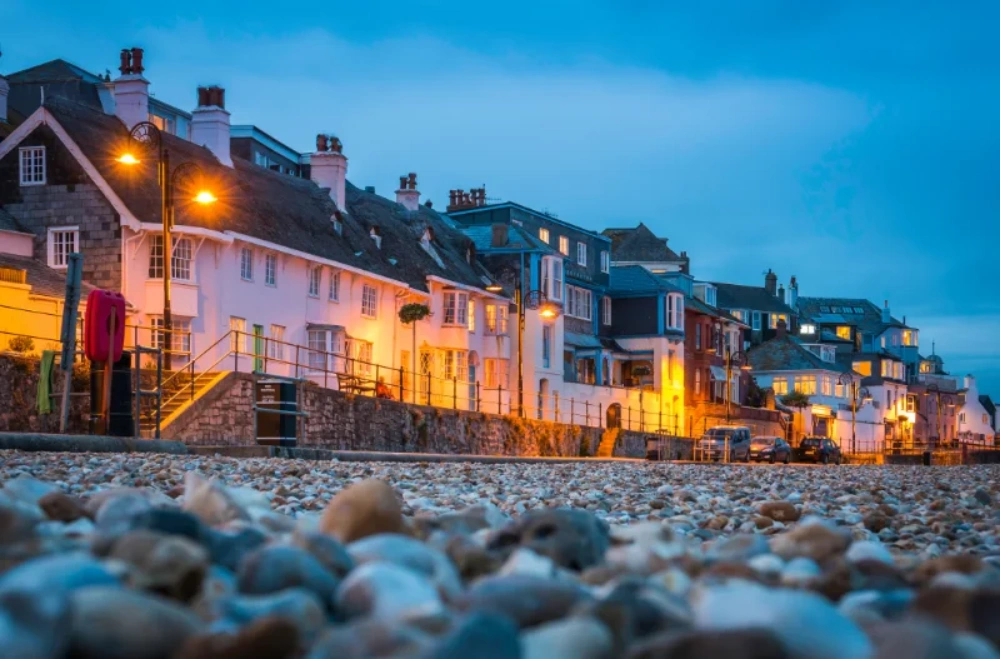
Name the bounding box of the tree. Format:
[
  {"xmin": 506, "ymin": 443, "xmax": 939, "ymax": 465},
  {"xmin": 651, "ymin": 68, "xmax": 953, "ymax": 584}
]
[
  {"xmin": 398, "ymin": 303, "xmax": 431, "ymax": 403},
  {"xmin": 780, "ymin": 390, "xmax": 811, "ymax": 410},
  {"xmin": 744, "ymin": 376, "xmax": 768, "ymax": 408}
]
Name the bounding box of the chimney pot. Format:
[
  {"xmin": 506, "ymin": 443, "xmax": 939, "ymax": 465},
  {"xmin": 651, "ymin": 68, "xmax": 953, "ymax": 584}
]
[
  {"xmin": 316, "ymin": 134, "xmax": 328, "ymax": 152},
  {"xmin": 408, "ymin": 172, "xmax": 417, "ymax": 190},
  {"xmin": 396, "ymin": 172, "xmax": 421, "ymax": 211},
  {"xmin": 119, "ymin": 49, "xmax": 131, "ymax": 75},
  {"xmin": 310, "ymin": 134, "xmax": 348, "ymax": 210},
  {"xmin": 113, "ymin": 47, "xmax": 150, "ymax": 129},
  {"xmin": 191, "ymin": 85, "xmax": 233, "ymax": 166},
  {"xmin": 130, "ymin": 48, "xmax": 145, "ymax": 75}
]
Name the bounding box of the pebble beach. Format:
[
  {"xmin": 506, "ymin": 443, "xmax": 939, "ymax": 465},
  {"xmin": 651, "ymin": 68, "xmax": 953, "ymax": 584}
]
[{"xmin": 2, "ymin": 450, "xmax": 1000, "ymax": 658}]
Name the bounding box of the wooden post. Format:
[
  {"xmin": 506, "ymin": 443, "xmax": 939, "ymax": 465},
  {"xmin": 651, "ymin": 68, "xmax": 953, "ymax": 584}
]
[{"xmin": 102, "ymin": 309, "xmax": 116, "ymax": 433}]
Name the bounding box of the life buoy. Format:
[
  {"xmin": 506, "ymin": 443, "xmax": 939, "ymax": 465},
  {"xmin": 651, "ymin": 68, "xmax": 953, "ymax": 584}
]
[{"xmin": 84, "ymin": 289, "xmax": 126, "ymax": 363}]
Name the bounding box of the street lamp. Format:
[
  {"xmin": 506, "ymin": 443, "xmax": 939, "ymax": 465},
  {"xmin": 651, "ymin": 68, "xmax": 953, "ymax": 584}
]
[
  {"xmin": 118, "ymin": 121, "xmax": 216, "ymax": 370},
  {"xmin": 838, "ymin": 372, "xmax": 870, "ymax": 454},
  {"xmin": 486, "ymin": 279, "xmax": 560, "ymax": 418},
  {"xmin": 723, "ymin": 347, "xmax": 751, "ymax": 423}
]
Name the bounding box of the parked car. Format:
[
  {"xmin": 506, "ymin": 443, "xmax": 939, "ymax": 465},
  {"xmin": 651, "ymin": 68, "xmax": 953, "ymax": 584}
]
[
  {"xmin": 794, "ymin": 437, "xmax": 842, "ymax": 464},
  {"xmin": 749, "ymin": 436, "xmax": 791, "ymax": 464},
  {"xmin": 698, "ymin": 426, "xmax": 752, "ymax": 462}
]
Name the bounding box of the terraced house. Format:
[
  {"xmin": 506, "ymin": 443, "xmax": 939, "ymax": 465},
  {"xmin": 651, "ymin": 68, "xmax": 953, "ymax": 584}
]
[{"xmin": 0, "ymin": 48, "xmax": 511, "ymax": 433}]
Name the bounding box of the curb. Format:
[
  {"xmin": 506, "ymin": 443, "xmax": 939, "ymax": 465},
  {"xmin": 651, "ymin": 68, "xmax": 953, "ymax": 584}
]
[
  {"xmin": 189, "ymin": 445, "xmax": 647, "ymax": 464},
  {"xmin": 0, "ymin": 432, "xmax": 189, "ymax": 455}
]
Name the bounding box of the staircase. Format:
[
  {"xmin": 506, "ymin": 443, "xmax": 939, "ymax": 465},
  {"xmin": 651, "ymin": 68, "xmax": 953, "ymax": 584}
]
[
  {"xmin": 138, "ymin": 370, "xmax": 227, "ymax": 437},
  {"xmin": 597, "ymin": 429, "xmax": 620, "ymax": 457}
]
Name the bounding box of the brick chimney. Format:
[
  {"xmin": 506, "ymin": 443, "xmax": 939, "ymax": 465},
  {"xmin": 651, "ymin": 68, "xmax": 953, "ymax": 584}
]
[
  {"xmin": 776, "ymin": 317, "xmax": 787, "ymax": 339},
  {"xmin": 789, "ymin": 276, "xmax": 799, "ymax": 310},
  {"xmin": 446, "ymin": 186, "xmax": 488, "ymax": 212},
  {"xmin": 764, "ymin": 269, "xmax": 777, "ymax": 297},
  {"xmin": 191, "ymin": 86, "xmax": 232, "ymax": 167},
  {"xmin": 679, "ymin": 250, "xmax": 690, "ymax": 275},
  {"xmin": 113, "ymin": 47, "xmax": 149, "ymax": 130},
  {"xmin": 882, "ymin": 300, "xmax": 891, "ymax": 324},
  {"xmin": 396, "ymin": 172, "xmax": 420, "ymax": 211},
  {"xmin": 491, "ymin": 223, "xmax": 509, "ymax": 248},
  {"xmin": 311, "ymin": 134, "xmax": 348, "ymax": 212},
  {"xmin": 0, "ymin": 73, "xmax": 8, "ymax": 124}
]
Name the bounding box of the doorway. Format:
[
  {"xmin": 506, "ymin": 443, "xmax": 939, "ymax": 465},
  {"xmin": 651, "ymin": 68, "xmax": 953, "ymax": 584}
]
[{"xmin": 253, "ymin": 324, "xmax": 264, "ymax": 372}]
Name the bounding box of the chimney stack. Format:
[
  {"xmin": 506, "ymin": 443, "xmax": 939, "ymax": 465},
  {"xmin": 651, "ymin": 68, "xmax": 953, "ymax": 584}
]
[
  {"xmin": 0, "ymin": 73, "xmax": 8, "ymax": 124},
  {"xmin": 446, "ymin": 186, "xmax": 488, "ymax": 212},
  {"xmin": 113, "ymin": 47, "xmax": 149, "ymax": 130},
  {"xmin": 789, "ymin": 276, "xmax": 799, "ymax": 310},
  {"xmin": 777, "ymin": 283, "xmax": 785, "ymax": 303},
  {"xmin": 491, "ymin": 223, "xmax": 509, "ymax": 248},
  {"xmin": 679, "ymin": 251, "xmax": 690, "ymax": 275},
  {"xmin": 776, "ymin": 317, "xmax": 787, "ymax": 339},
  {"xmin": 764, "ymin": 269, "xmax": 777, "ymax": 297},
  {"xmin": 310, "ymin": 134, "xmax": 348, "ymax": 211},
  {"xmin": 882, "ymin": 300, "xmax": 891, "ymax": 324},
  {"xmin": 396, "ymin": 172, "xmax": 420, "ymax": 212},
  {"xmin": 190, "ymin": 85, "xmax": 232, "ymax": 167}
]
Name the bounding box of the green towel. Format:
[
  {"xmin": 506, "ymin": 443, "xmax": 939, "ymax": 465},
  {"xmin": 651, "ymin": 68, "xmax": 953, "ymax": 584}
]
[{"xmin": 37, "ymin": 350, "xmax": 56, "ymax": 415}]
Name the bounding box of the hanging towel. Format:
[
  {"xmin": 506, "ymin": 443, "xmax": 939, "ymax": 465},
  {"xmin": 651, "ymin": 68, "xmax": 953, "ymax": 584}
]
[{"xmin": 37, "ymin": 350, "xmax": 56, "ymax": 415}]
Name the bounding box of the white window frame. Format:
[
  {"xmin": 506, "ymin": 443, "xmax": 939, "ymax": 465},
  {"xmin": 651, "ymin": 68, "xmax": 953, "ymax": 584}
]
[
  {"xmin": 308, "ymin": 266, "xmax": 321, "ymax": 297},
  {"xmin": 486, "ymin": 304, "xmax": 508, "ymax": 335},
  {"xmin": 485, "ymin": 358, "xmax": 509, "ymax": 388},
  {"xmin": 329, "ymin": 270, "xmax": 341, "ymax": 302},
  {"xmin": 558, "ymin": 236, "xmax": 569, "ymax": 256},
  {"xmin": 772, "ymin": 376, "xmax": 788, "ymax": 395},
  {"xmin": 467, "ymin": 298, "xmax": 476, "ymax": 332},
  {"xmin": 361, "ymin": 283, "xmax": 378, "ymax": 319},
  {"xmin": 600, "ymin": 250, "xmax": 610, "ymax": 274},
  {"xmin": 443, "ymin": 291, "xmax": 469, "ymax": 326},
  {"xmin": 19, "ymin": 146, "xmax": 46, "ymax": 186},
  {"xmin": 264, "ymin": 253, "xmax": 277, "ymax": 287},
  {"xmin": 752, "ymin": 311, "xmax": 762, "ymax": 331},
  {"xmin": 229, "ymin": 316, "xmax": 246, "ymax": 352},
  {"xmin": 550, "ymin": 259, "xmax": 563, "ymax": 301},
  {"xmin": 538, "ymin": 227, "xmax": 550, "ymax": 243},
  {"xmin": 602, "ymin": 296, "xmax": 612, "ymax": 325},
  {"xmin": 576, "ymin": 242, "xmax": 587, "ymax": 267},
  {"xmin": 47, "ymin": 226, "xmax": 79, "ymax": 269},
  {"xmin": 268, "ymin": 324, "xmax": 285, "ymax": 359},
  {"xmin": 240, "ymin": 247, "xmax": 254, "ymax": 281},
  {"xmin": 147, "ymin": 234, "xmax": 192, "ymax": 281},
  {"xmin": 566, "ymin": 286, "xmax": 592, "ymax": 321},
  {"xmin": 149, "ymin": 316, "xmax": 192, "ymax": 358}
]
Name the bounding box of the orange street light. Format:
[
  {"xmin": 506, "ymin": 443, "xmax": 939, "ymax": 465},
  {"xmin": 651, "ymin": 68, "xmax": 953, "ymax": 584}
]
[
  {"xmin": 539, "ymin": 306, "xmax": 557, "ymax": 319},
  {"xmin": 117, "ymin": 153, "xmax": 141, "ymax": 165},
  {"xmin": 193, "ymin": 190, "xmax": 218, "ymax": 205}
]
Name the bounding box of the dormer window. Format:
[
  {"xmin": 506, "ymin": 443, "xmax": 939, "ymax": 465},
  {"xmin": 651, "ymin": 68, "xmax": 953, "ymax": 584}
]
[
  {"xmin": 332, "ymin": 215, "xmax": 343, "ymax": 235},
  {"xmin": 370, "ymin": 227, "xmax": 382, "ymax": 249},
  {"xmin": 421, "ymin": 227, "xmax": 433, "ymax": 246},
  {"xmin": 19, "ymin": 147, "xmax": 46, "ymax": 186}
]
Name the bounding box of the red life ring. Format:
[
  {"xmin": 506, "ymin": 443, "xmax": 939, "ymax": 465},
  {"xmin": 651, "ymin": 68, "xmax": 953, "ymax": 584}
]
[{"xmin": 84, "ymin": 289, "xmax": 126, "ymax": 362}]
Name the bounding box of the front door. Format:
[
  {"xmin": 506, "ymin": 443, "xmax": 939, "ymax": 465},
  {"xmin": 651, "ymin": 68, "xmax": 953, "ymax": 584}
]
[{"xmin": 253, "ymin": 324, "xmax": 264, "ymax": 372}]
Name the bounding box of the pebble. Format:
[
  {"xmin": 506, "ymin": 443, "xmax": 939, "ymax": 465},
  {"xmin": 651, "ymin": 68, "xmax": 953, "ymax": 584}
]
[{"xmin": 4, "ymin": 451, "xmax": 1000, "ymax": 657}]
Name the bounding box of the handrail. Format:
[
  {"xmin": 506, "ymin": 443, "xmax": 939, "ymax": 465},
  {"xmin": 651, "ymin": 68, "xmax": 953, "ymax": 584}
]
[{"xmin": 160, "ymin": 329, "xmax": 234, "ymax": 391}]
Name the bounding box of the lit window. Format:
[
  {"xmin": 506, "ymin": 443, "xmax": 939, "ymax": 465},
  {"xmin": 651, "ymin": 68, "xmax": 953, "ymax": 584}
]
[
  {"xmin": 308, "ymin": 267, "xmax": 321, "ymax": 297},
  {"xmin": 468, "ymin": 299, "xmax": 476, "ymax": 331},
  {"xmin": 794, "ymin": 375, "xmax": 817, "ymax": 395},
  {"xmin": 361, "ymin": 283, "xmax": 378, "ymax": 318},
  {"xmin": 576, "ymin": 242, "xmax": 587, "ymax": 267},
  {"xmin": 602, "ymin": 296, "xmax": 612, "ymax": 325},
  {"xmin": 486, "ymin": 304, "xmax": 508, "ymax": 335},
  {"xmin": 268, "ymin": 324, "xmax": 285, "ymax": 359},
  {"xmin": 47, "ymin": 227, "xmax": 78, "ymax": 268},
  {"xmin": 854, "ymin": 361, "xmax": 871, "ymax": 377},
  {"xmin": 229, "ymin": 316, "xmax": 245, "ymax": 352},
  {"xmin": 265, "ymin": 254, "xmax": 277, "ymax": 287},
  {"xmin": 600, "ymin": 250, "xmax": 610, "ymax": 274},
  {"xmin": 149, "ymin": 316, "xmax": 191, "ymax": 357},
  {"xmin": 835, "ymin": 326, "xmax": 851, "ymax": 340},
  {"xmin": 769, "ymin": 314, "xmax": 789, "ymax": 329},
  {"xmin": 485, "ymin": 358, "xmax": 509, "ymax": 388},
  {"xmin": 902, "ymin": 330, "xmax": 916, "ymax": 346},
  {"xmin": 240, "ymin": 247, "xmax": 254, "ymax": 281},
  {"xmin": 695, "ymin": 368, "xmax": 702, "ymax": 394},
  {"xmin": 773, "ymin": 377, "xmax": 788, "ymax": 395},
  {"xmin": 821, "ymin": 376, "xmax": 833, "ymax": 396},
  {"xmin": 558, "ymin": 236, "xmax": 569, "ymax": 255},
  {"xmin": 443, "ymin": 291, "xmax": 469, "ymax": 325},
  {"xmin": 329, "ymin": 270, "xmax": 340, "ymax": 301},
  {"xmin": 539, "ymin": 227, "xmax": 550, "ymax": 243},
  {"xmin": 19, "ymin": 147, "xmax": 46, "ymax": 186}
]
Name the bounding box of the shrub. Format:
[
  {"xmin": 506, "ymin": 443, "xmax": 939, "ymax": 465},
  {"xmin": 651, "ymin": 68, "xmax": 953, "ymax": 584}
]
[{"xmin": 7, "ymin": 335, "xmax": 35, "ymax": 353}]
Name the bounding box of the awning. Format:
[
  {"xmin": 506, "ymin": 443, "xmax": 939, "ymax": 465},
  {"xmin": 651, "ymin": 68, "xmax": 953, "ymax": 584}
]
[
  {"xmin": 709, "ymin": 366, "xmax": 727, "ymax": 380},
  {"xmin": 306, "ymin": 323, "xmax": 345, "ymax": 331},
  {"xmin": 564, "ymin": 332, "xmax": 604, "ymax": 349}
]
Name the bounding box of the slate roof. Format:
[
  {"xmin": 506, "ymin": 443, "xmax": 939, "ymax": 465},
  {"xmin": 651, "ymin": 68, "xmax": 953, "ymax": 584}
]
[
  {"xmin": 40, "ymin": 96, "xmax": 490, "ymax": 293},
  {"xmin": 685, "ymin": 295, "xmax": 746, "ymax": 326},
  {"xmin": 608, "ymin": 265, "xmax": 683, "ymax": 294},
  {"xmin": 711, "ymin": 282, "xmax": 796, "ymax": 315},
  {"xmin": 461, "ymin": 224, "xmax": 554, "ymax": 253},
  {"xmin": 0, "ymin": 253, "xmax": 95, "ymax": 299},
  {"xmin": 602, "ymin": 223, "xmax": 681, "ymax": 262},
  {"xmin": 980, "ymin": 396, "xmax": 996, "ymax": 425},
  {"xmin": 0, "ymin": 207, "xmax": 29, "ymax": 233},
  {"xmin": 748, "ymin": 335, "xmax": 852, "ymax": 374},
  {"xmin": 798, "ymin": 297, "xmax": 908, "ymax": 333}
]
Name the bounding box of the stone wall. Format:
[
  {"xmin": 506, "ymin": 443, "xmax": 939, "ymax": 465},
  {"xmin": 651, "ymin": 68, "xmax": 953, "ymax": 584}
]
[
  {"xmin": 166, "ymin": 373, "xmax": 650, "ymax": 458},
  {"xmin": 0, "ymin": 354, "xmax": 90, "ymax": 433},
  {"xmin": 685, "ymin": 401, "xmax": 786, "ymax": 438}
]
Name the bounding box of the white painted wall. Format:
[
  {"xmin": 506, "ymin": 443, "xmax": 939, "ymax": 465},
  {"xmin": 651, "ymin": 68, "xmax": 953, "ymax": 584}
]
[{"xmin": 958, "ymin": 375, "xmax": 995, "ymax": 440}]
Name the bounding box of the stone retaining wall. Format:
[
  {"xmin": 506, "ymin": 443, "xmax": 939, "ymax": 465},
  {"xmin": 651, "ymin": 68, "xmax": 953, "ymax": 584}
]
[
  {"xmin": 168, "ymin": 374, "xmax": 649, "ymax": 458},
  {"xmin": 0, "ymin": 354, "xmax": 90, "ymax": 434}
]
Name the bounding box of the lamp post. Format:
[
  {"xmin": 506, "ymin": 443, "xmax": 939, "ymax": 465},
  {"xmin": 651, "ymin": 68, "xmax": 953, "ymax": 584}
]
[
  {"xmin": 487, "ymin": 279, "xmax": 559, "ymax": 418},
  {"xmin": 723, "ymin": 346, "xmax": 750, "ymax": 423},
  {"xmin": 838, "ymin": 372, "xmax": 870, "ymax": 454},
  {"xmin": 118, "ymin": 122, "xmax": 216, "ymax": 370}
]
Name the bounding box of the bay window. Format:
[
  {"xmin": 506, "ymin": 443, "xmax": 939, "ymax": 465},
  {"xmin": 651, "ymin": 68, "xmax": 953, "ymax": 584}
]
[{"xmin": 443, "ymin": 291, "xmax": 469, "ymax": 326}]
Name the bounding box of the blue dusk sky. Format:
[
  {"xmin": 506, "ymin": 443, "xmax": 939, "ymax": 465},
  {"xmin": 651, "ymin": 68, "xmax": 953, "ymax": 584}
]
[{"xmin": 3, "ymin": 1, "xmax": 998, "ymax": 394}]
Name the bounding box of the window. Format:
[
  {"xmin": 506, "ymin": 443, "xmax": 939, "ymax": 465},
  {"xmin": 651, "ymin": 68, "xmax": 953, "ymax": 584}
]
[
  {"xmin": 542, "ymin": 325, "xmax": 552, "ymax": 368},
  {"xmin": 308, "ymin": 267, "xmax": 321, "ymax": 297},
  {"xmin": 602, "ymin": 296, "xmax": 612, "ymax": 325},
  {"xmin": 751, "ymin": 311, "xmax": 761, "ymax": 332},
  {"xmin": 794, "ymin": 375, "xmax": 817, "ymax": 395},
  {"xmin": 836, "ymin": 326, "xmax": 851, "ymax": 340},
  {"xmin": 903, "ymin": 330, "xmax": 916, "ymax": 346},
  {"xmin": 881, "ymin": 360, "xmax": 892, "ymax": 378},
  {"xmin": 229, "ymin": 317, "xmax": 245, "ymax": 352},
  {"xmin": 333, "ymin": 217, "xmax": 343, "ymax": 235},
  {"xmin": 576, "ymin": 242, "xmax": 587, "ymax": 267},
  {"xmin": 695, "ymin": 368, "xmax": 702, "ymax": 394},
  {"xmin": 769, "ymin": 313, "xmax": 789, "ymax": 329},
  {"xmin": 566, "ymin": 286, "xmax": 592, "ymax": 320},
  {"xmin": 47, "ymin": 227, "xmax": 78, "ymax": 268},
  {"xmin": 19, "ymin": 147, "xmax": 46, "ymax": 186},
  {"xmin": 149, "ymin": 113, "xmax": 176, "ymax": 135},
  {"xmin": 821, "ymin": 376, "xmax": 833, "ymax": 396},
  {"xmin": 800, "ymin": 323, "xmax": 816, "ymax": 334},
  {"xmin": 892, "ymin": 334, "xmax": 900, "ymax": 346},
  {"xmin": 307, "ymin": 329, "xmax": 328, "ymax": 370},
  {"xmin": 600, "ymin": 250, "xmax": 610, "ymax": 274},
  {"xmin": 539, "ymin": 227, "xmax": 550, "ymax": 243},
  {"xmin": 150, "ymin": 316, "xmax": 191, "ymax": 357},
  {"xmin": 361, "ymin": 284, "xmax": 378, "ymax": 318},
  {"xmin": 486, "ymin": 304, "xmax": 508, "ymax": 334},
  {"xmin": 772, "ymin": 377, "xmax": 788, "ymax": 395},
  {"xmin": 147, "ymin": 235, "xmax": 192, "ymax": 281},
  {"xmin": 543, "ymin": 259, "xmax": 564, "ymax": 301},
  {"xmin": 695, "ymin": 324, "xmax": 702, "ymax": 350},
  {"xmin": 485, "ymin": 359, "xmax": 509, "ymax": 388},
  {"xmin": 265, "ymin": 254, "xmax": 277, "ymax": 287},
  {"xmin": 558, "ymin": 236, "xmax": 569, "ymax": 255},
  {"xmin": 268, "ymin": 324, "xmax": 285, "ymax": 360},
  {"xmin": 705, "ymin": 287, "xmax": 717, "ymax": 308},
  {"xmin": 467, "ymin": 299, "xmax": 476, "ymax": 332},
  {"xmin": 666, "ymin": 295, "xmax": 683, "ymax": 330},
  {"xmin": 240, "ymin": 247, "xmax": 254, "ymax": 281},
  {"xmin": 836, "ymin": 382, "xmax": 846, "ymax": 398},
  {"xmin": 443, "ymin": 291, "xmax": 469, "ymax": 325},
  {"xmin": 329, "ymin": 270, "xmax": 340, "ymax": 301},
  {"xmin": 438, "ymin": 349, "xmax": 468, "ymax": 380},
  {"xmin": 854, "ymin": 361, "xmax": 871, "ymax": 377}
]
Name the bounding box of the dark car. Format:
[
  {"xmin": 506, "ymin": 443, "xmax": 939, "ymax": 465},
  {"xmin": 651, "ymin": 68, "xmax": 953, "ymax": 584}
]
[
  {"xmin": 794, "ymin": 437, "xmax": 842, "ymax": 465},
  {"xmin": 749, "ymin": 436, "xmax": 791, "ymax": 464},
  {"xmin": 697, "ymin": 426, "xmax": 752, "ymax": 462}
]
